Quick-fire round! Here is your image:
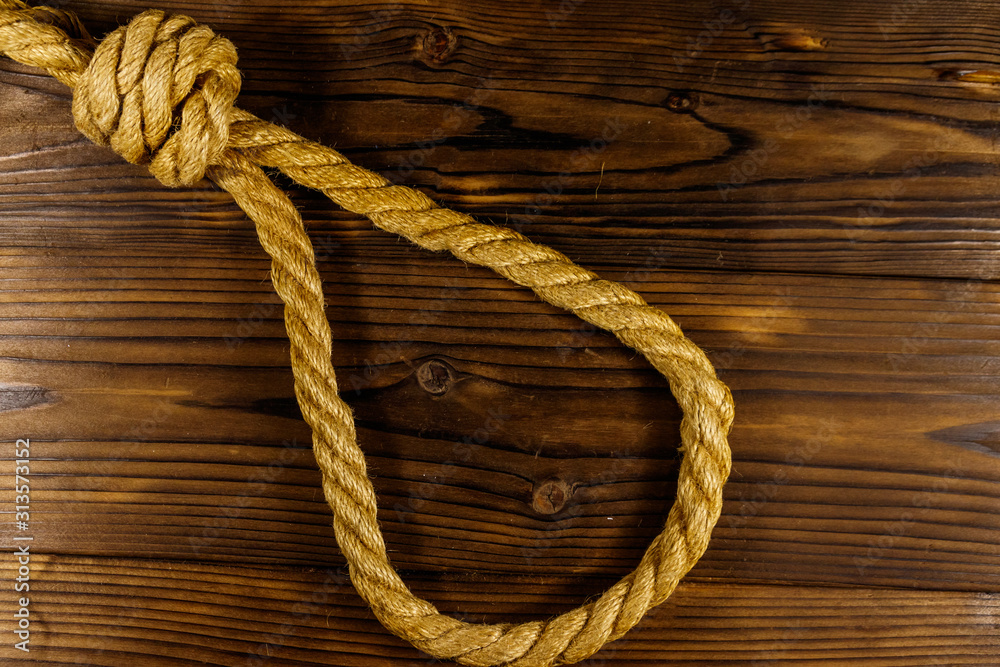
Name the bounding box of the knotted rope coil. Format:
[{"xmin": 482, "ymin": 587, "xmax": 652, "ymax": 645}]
[{"xmin": 0, "ymin": 3, "xmax": 735, "ymax": 665}]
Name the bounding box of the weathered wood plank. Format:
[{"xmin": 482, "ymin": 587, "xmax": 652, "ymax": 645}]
[
  {"xmin": 3, "ymin": 1, "xmax": 1000, "ymax": 664},
  {"xmin": 1, "ymin": 253, "xmax": 997, "ymax": 591},
  {"xmin": 0, "ymin": 556, "xmax": 997, "ymax": 666},
  {"xmin": 5, "ymin": 1, "xmax": 1000, "ymax": 279}
]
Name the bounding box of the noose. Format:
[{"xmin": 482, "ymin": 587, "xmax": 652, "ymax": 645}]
[{"xmin": 0, "ymin": 3, "xmax": 734, "ymax": 665}]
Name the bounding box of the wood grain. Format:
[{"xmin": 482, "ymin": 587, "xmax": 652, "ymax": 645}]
[
  {"xmin": 6, "ymin": 0, "xmax": 1000, "ymax": 280},
  {"xmin": 1, "ymin": 257, "xmax": 999, "ymax": 592},
  {"xmin": 2, "ymin": 0, "xmax": 1000, "ymax": 664},
  {"xmin": 0, "ymin": 556, "xmax": 997, "ymax": 666}
]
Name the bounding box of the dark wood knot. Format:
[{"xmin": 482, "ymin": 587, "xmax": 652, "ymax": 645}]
[
  {"xmin": 416, "ymin": 358, "xmax": 454, "ymax": 396},
  {"xmin": 664, "ymin": 91, "xmax": 699, "ymax": 113},
  {"xmin": 421, "ymin": 25, "xmax": 457, "ymax": 64},
  {"xmin": 531, "ymin": 477, "xmax": 571, "ymax": 514}
]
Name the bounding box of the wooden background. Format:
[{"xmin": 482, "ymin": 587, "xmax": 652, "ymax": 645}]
[{"xmin": 1, "ymin": 0, "xmax": 999, "ymax": 664}]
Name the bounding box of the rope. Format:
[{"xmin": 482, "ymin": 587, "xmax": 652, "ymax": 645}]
[{"xmin": 0, "ymin": 3, "xmax": 735, "ymax": 665}]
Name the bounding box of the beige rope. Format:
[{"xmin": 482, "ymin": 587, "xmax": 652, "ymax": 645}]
[{"xmin": 0, "ymin": 3, "xmax": 735, "ymax": 665}]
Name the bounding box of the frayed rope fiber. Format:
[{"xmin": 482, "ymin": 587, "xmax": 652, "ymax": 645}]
[{"xmin": 0, "ymin": 2, "xmax": 735, "ymax": 664}]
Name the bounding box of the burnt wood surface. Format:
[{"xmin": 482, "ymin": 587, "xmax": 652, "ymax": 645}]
[{"xmin": 1, "ymin": 0, "xmax": 999, "ymax": 665}]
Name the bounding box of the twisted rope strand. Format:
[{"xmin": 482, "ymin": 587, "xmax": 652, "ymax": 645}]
[
  {"xmin": 0, "ymin": 4, "xmax": 734, "ymax": 665},
  {"xmin": 0, "ymin": 0, "xmax": 90, "ymax": 86}
]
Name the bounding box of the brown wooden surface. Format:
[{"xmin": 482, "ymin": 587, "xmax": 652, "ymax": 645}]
[{"xmin": 1, "ymin": 0, "xmax": 999, "ymax": 664}]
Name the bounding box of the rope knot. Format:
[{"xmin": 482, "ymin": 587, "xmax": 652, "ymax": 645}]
[{"xmin": 71, "ymin": 9, "xmax": 240, "ymax": 187}]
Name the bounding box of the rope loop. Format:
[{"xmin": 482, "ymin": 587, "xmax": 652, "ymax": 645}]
[{"xmin": 0, "ymin": 3, "xmax": 735, "ymax": 665}]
